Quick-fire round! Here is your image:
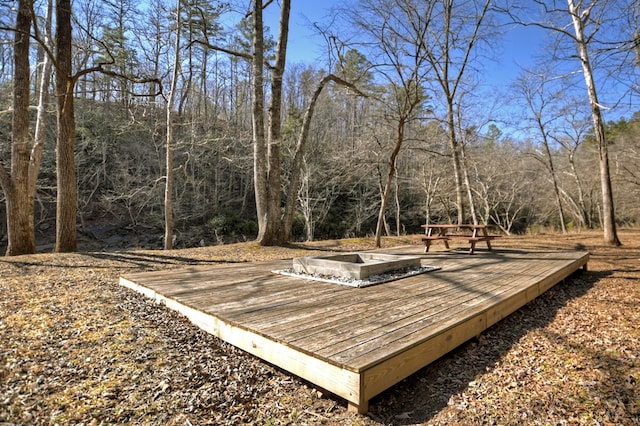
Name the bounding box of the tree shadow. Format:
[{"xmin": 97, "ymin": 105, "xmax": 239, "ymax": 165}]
[
  {"xmin": 85, "ymin": 251, "xmax": 247, "ymax": 272},
  {"xmin": 365, "ymin": 268, "xmax": 607, "ymax": 424},
  {"xmin": 0, "ymin": 250, "xmax": 244, "ymax": 273}
]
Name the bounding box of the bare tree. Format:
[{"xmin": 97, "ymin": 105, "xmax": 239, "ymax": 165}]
[
  {"xmin": 53, "ymin": 0, "xmax": 78, "ymax": 252},
  {"xmin": 339, "ymin": 0, "xmax": 435, "ymax": 247},
  {"xmin": 337, "ymin": 0, "xmax": 492, "ymax": 245},
  {"xmin": 425, "ymin": 0, "xmax": 492, "ymax": 224},
  {"xmin": 568, "ymin": 0, "xmax": 621, "ymax": 244},
  {"xmin": 30, "ymin": 0, "xmax": 53, "ymax": 207},
  {"xmin": 0, "ymin": 0, "xmax": 35, "ymax": 255},
  {"xmin": 51, "ymin": 0, "xmax": 161, "ymax": 252},
  {"xmin": 202, "ymin": 1, "xmax": 365, "ymax": 245},
  {"xmin": 472, "ymin": 141, "xmax": 532, "ymax": 234},
  {"xmin": 419, "ymin": 158, "xmax": 443, "ymax": 226},
  {"xmin": 505, "ymin": 0, "xmax": 622, "ymax": 244},
  {"xmin": 553, "ymin": 98, "xmax": 594, "ymax": 228},
  {"xmin": 164, "ymin": 0, "xmax": 181, "ymax": 250},
  {"xmin": 514, "ymin": 66, "xmax": 567, "ymax": 232},
  {"xmin": 250, "ymin": 0, "xmax": 278, "ymax": 244},
  {"xmin": 282, "ymin": 73, "xmax": 366, "ymax": 242}
]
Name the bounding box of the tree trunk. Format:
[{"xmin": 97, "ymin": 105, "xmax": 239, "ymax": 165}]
[
  {"xmin": 394, "ymin": 163, "xmax": 401, "ymax": 235},
  {"xmin": 375, "ymin": 119, "xmax": 406, "ymax": 247},
  {"xmin": 568, "ymin": 152, "xmax": 590, "ymax": 227},
  {"xmin": 253, "ymin": 0, "xmax": 291, "ymax": 246},
  {"xmin": 252, "ymin": 0, "xmax": 269, "ymax": 244},
  {"xmin": 1, "ymin": 0, "xmax": 35, "ymax": 255},
  {"xmin": 264, "ymin": 0, "xmax": 291, "ymax": 245},
  {"xmin": 164, "ymin": 0, "xmax": 181, "ymax": 250},
  {"xmin": 281, "ymin": 78, "xmax": 325, "ymax": 242},
  {"xmin": 530, "ymin": 109, "xmax": 568, "ymax": 232},
  {"xmin": 446, "ymin": 105, "xmax": 466, "ymax": 224},
  {"xmin": 30, "ymin": 0, "xmax": 53, "ymax": 201},
  {"xmin": 567, "ymin": 0, "xmax": 620, "ymax": 246},
  {"xmin": 282, "ymin": 74, "xmax": 361, "ymax": 241},
  {"xmin": 541, "ymin": 136, "xmax": 567, "ymax": 233},
  {"xmin": 54, "ymin": 0, "xmax": 77, "ymax": 252},
  {"xmin": 459, "ymin": 139, "xmax": 478, "ymax": 225},
  {"xmin": 428, "ymin": 0, "xmax": 490, "ymax": 225},
  {"xmin": 164, "ymin": 120, "xmax": 175, "ymax": 249}
]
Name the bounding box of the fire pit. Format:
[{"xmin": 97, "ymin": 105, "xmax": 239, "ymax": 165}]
[{"xmin": 292, "ymin": 252, "xmax": 422, "ymax": 280}]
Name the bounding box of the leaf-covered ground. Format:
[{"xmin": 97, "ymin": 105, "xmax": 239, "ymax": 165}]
[{"xmin": 1, "ymin": 231, "xmax": 639, "ymax": 425}]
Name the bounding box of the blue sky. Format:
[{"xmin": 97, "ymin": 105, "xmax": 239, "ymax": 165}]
[
  {"xmin": 258, "ymin": 1, "xmax": 636, "ymax": 129},
  {"xmin": 263, "ymin": 1, "xmax": 545, "ymax": 86},
  {"xmin": 263, "ymin": 2, "xmax": 336, "ymax": 65}
]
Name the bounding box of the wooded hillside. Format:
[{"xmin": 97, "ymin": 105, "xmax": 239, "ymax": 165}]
[{"xmin": 0, "ymin": 0, "xmax": 638, "ymax": 251}]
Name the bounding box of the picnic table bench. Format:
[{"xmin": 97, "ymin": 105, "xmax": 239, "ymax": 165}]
[{"xmin": 422, "ymin": 224, "xmax": 501, "ymax": 254}]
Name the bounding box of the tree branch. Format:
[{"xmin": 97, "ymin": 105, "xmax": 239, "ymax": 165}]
[{"xmin": 190, "ymin": 39, "xmax": 253, "ymax": 62}]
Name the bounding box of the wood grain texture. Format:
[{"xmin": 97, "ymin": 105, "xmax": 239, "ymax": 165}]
[{"xmin": 120, "ymin": 246, "xmax": 588, "ymax": 414}]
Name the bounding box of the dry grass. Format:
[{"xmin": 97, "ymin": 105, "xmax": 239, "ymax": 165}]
[{"xmin": 1, "ymin": 231, "xmax": 639, "ymax": 425}]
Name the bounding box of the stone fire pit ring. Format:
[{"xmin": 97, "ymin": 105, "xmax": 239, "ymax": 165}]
[{"xmin": 273, "ymin": 252, "xmax": 439, "ymax": 288}]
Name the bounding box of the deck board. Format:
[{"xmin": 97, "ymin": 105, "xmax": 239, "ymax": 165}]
[{"xmin": 120, "ymin": 246, "xmax": 588, "ymax": 413}]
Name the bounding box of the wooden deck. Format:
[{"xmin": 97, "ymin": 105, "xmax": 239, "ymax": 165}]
[{"xmin": 119, "ymin": 246, "xmax": 588, "ymax": 414}]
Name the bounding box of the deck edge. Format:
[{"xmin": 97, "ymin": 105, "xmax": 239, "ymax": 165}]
[
  {"xmin": 118, "ymin": 277, "xmax": 364, "ymax": 406},
  {"xmin": 359, "ymin": 251, "xmax": 589, "ymax": 403},
  {"xmin": 117, "ymin": 250, "xmax": 589, "ymax": 416}
]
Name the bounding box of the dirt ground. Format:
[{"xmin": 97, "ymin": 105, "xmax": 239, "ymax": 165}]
[{"xmin": 1, "ymin": 230, "xmax": 639, "ymax": 425}]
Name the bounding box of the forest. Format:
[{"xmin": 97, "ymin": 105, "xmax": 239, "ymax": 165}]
[{"xmin": 0, "ymin": 0, "xmax": 639, "ymax": 254}]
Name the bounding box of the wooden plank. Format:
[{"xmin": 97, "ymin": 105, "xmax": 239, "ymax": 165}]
[
  {"xmin": 194, "ymin": 280, "xmax": 342, "ymax": 316},
  {"xmin": 119, "ymin": 247, "xmax": 589, "ymax": 417},
  {"xmin": 360, "ymin": 309, "xmax": 487, "ymax": 402},
  {"xmin": 359, "ymin": 251, "xmax": 588, "ymax": 398},
  {"xmin": 358, "ymin": 251, "xmax": 589, "ymax": 402},
  {"xmin": 119, "ymin": 276, "xmax": 365, "ymax": 406},
  {"xmin": 267, "ymin": 280, "xmax": 457, "ymax": 340},
  {"xmin": 274, "ymin": 258, "xmax": 497, "ymax": 354},
  {"xmin": 308, "ymin": 273, "xmax": 508, "ymax": 359},
  {"xmin": 328, "ymin": 253, "xmax": 580, "ymax": 367},
  {"xmin": 223, "ymin": 256, "xmax": 475, "ymax": 333},
  {"xmin": 257, "ymin": 276, "xmax": 456, "ymax": 337},
  {"xmin": 329, "ymin": 276, "xmax": 516, "ymax": 366}
]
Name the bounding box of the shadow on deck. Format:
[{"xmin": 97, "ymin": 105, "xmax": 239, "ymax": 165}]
[{"xmin": 119, "ymin": 246, "xmax": 589, "ymax": 414}]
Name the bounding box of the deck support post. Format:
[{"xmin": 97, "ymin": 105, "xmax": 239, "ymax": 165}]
[{"xmin": 347, "ymin": 400, "xmax": 368, "ymax": 414}]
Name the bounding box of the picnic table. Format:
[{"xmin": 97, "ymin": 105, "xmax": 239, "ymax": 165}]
[{"xmin": 421, "ymin": 223, "xmax": 501, "ymax": 254}]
